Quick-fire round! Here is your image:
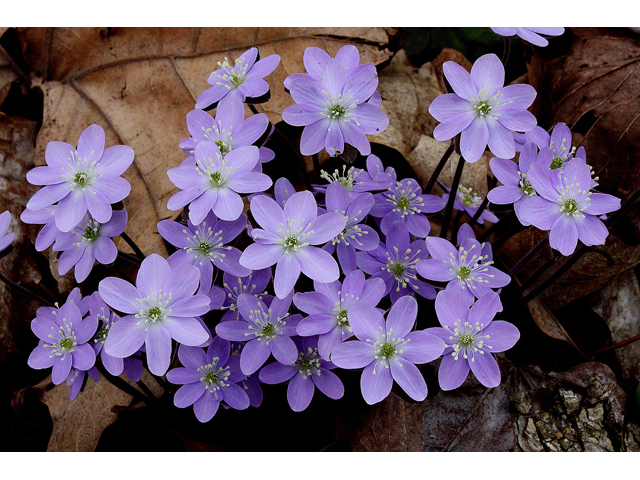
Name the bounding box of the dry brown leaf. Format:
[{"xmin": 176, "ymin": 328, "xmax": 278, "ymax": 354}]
[
  {"xmin": 18, "ymin": 27, "xmax": 397, "ymax": 255},
  {"xmin": 41, "ymin": 368, "xmax": 164, "ymax": 452},
  {"xmin": 351, "ymin": 392, "xmax": 424, "ymax": 452},
  {"xmin": 528, "ymin": 27, "xmax": 640, "ymax": 198},
  {"xmin": 374, "ymin": 49, "xmax": 442, "ymax": 159},
  {"xmin": 526, "ymin": 296, "xmax": 578, "ymax": 345},
  {"xmin": 498, "ymin": 225, "xmax": 640, "ymax": 312}
]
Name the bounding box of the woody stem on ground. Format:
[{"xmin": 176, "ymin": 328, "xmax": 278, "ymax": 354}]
[
  {"xmin": 120, "ymin": 232, "xmax": 145, "ymax": 259},
  {"xmin": 423, "ymin": 141, "xmax": 454, "ymax": 194},
  {"xmin": 0, "ymin": 246, "xmax": 55, "ymax": 307},
  {"xmin": 440, "ymin": 156, "xmax": 465, "ymax": 239},
  {"xmin": 468, "ymin": 175, "xmax": 498, "ymax": 228}
]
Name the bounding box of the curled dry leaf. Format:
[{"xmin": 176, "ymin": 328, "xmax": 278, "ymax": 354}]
[
  {"xmin": 528, "ymin": 27, "xmax": 640, "ymax": 198},
  {"xmin": 17, "ymin": 27, "xmax": 397, "ymax": 255}
]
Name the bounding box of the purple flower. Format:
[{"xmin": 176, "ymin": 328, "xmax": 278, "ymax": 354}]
[
  {"xmin": 228, "ymin": 342, "xmax": 264, "ymax": 407},
  {"xmin": 283, "ymin": 58, "xmax": 388, "ymax": 157},
  {"xmin": 167, "ymin": 140, "xmax": 271, "ymax": 224},
  {"xmin": 88, "ymin": 291, "xmax": 131, "ymax": 377},
  {"xmin": 0, "ymin": 211, "xmax": 15, "ymax": 253},
  {"xmin": 488, "ymin": 141, "xmax": 541, "ymax": 225},
  {"xmin": 66, "ymin": 366, "xmax": 99, "ymax": 400},
  {"xmin": 99, "ymin": 254, "xmax": 211, "ymax": 376},
  {"xmin": 416, "ymin": 226, "xmax": 510, "ymax": 304},
  {"xmin": 215, "ymin": 292, "xmax": 302, "ymax": 376},
  {"xmin": 52, "ymin": 209, "xmax": 127, "ymax": 282},
  {"xmin": 441, "ymin": 183, "xmax": 499, "ymax": 225},
  {"xmin": 429, "ymin": 53, "xmax": 537, "ymax": 162},
  {"xmin": 179, "ymin": 100, "xmax": 270, "ymax": 165},
  {"xmin": 314, "ymin": 155, "xmax": 395, "ymax": 200},
  {"xmin": 166, "ymin": 337, "xmax": 250, "ymax": 423},
  {"xmin": 331, "ymin": 295, "xmax": 445, "ymax": 404},
  {"xmin": 240, "ymin": 191, "xmax": 345, "ymax": 299},
  {"xmin": 158, "ymin": 211, "xmax": 250, "ymax": 294},
  {"xmin": 195, "ymin": 47, "xmax": 280, "ymax": 110},
  {"xmin": 27, "ymin": 296, "xmax": 98, "ymax": 385},
  {"xmin": 25, "ymin": 124, "xmax": 134, "ymax": 232},
  {"xmin": 370, "ymin": 178, "xmax": 446, "ymax": 237},
  {"xmin": 491, "ymin": 28, "xmax": 565, "ymax": 47},
  {"xmin": 284, "ymin": 45, "xmax": 383, "ymax": 106},
  {"xmin": 20, "ymin": 205, "xmax": 60, "ymax": 251},
  {"xmin": 357, "ymin": 221, "xmax": 435, "ymax": 302},
  {"xmin": 210, "ymin": 268, "xmax": 272, "ymax": 323},
  {"xmin": 323, "ymin": 182, "xmax": 380, "ymax": 274},
  {"xmin": 519, "ymin": 156, "xmax": 621, "ymax": 255},
  {"xmin": 294, "ymin": 269, "xmax": 386, "ymax": 360},
  {"xmin": 259, "ymin": 336, "xmax": 344, "ymax": 412},
  {"xmin": 427, "ymin": 290, "xmax": 519, "ymax": 390}
]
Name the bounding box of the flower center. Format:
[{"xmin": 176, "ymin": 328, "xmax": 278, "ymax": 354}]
[
  {"xmin": 391, "ymin": 262, "xmax": 406, "ymax": 277},
  {"xmin": 329, "ymin": 104, "xmax": 346, "ymax": 118},
  {"xmin": 83, "ymin": 224, "xmax": 99, "ymax": 241},
  {"xmin": 148, "ymin": 307, "xmax": 162, "ymax": 321},
  {"xmin": 462, "ymin": 194, "xmax": 473, "ymax": 206},
  {"xmin": 380, "ymin": 342, "xmax": 396, "ymax": 358},
  {"xmin": 520, "ymin": 179, "xmax": 535, "ymax": 197},
  {"xmin": 215, "ymin": 140, "xmax": 232, "ymax": 156},
  {"xmin": 59, "ymin": 337, "xmax": 73, "ymax": 349},
  {"xmin": 198, "ymin": 241, "xmax": 211, "ymax": 254},
  {"xmin": 397, "ymin": 196, "xmax": 410, "ymax": 209},
  {"xmin": 97, "ymin": 326, "xmax": 109, "ymax": 341},
  {"xmin": 262, "ymin": 323, "xmax": 274, "ymax": 336},
  {"xmin": 74, "ymin": 172, "xmax": 89, "ymax": 187},
  {"xmin": 475, "ymin": 100, "xmax": 492, "ymax": 116},
  {"xmin": 550, "ymin": 157, "xmax": 564, "ymax": 170},
  {"xmin": 563, "ymin": 198, "xmax": 578, "ymax": 214},
  {"xmin": 337, "ymin": 309, "xmax": 349, "ymax": 327},
  {"xmin": 283, "ymin": 235, "xmax": 300, "ymax": 250},
  {"xmin": 205, "ymin": 371, "xmax": 219, "ymax": 383},
  {"xmin": 458, "ymin": 265, "xmax": 471, "ymax": 279},
  {"xmin": 320, "ymin": 165, "xmax": 360, "ymax": 192},
  {"xmin": 459, "ymin": 334, "xmax": 474, "ymax": 346},
  {"xmin": 210, "ymin": 171, "xmax": 225, "ymax": 187}
]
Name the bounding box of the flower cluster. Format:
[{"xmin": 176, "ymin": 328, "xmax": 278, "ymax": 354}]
[{"xmin": 17, "ymin": 31, "xmax": 626, "ymax": 430}]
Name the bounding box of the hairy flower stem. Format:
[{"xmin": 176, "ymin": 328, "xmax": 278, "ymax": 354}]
[
  {"xmin": 95, "ymin": 362, "xmax": 153, "ymax": 404},
  {"xmin": 468, "ymin": 175, "xmax": 498, "ymax": 228},
  {"xmin": 110, "ymin": 263, "xmax": 134, "ymax": 284},
  {"xmin": 120, "ymin": 231, "xmax": 145, "ymax": 259},
  {"xmin": 312, "ymin": 153, "xmax": 321, "ymax": 182},
  {"xmin": 593, "ymin": 332, "xmax": 640, "ymax": 354},
  {"xmin": 136, "ymin": 379, "xmax": 160, "ymax": 399},
  {"xmin": 501, "ymin": 38, "xmax": 511, "ymax": 66},
  {"xmin": 508, "ymin": 234, "xmax": 550, "ymax": 277},
  {"xmin": 247, "ymin": 103, "xmax": 312, "ymax": 190},
  {"xmin": 515, "ymin": 186, "xmax": 640, "ymax": 307},
  {"xmin": 451, "ymin": 210, "xmax": 465, "ymax": 245},
  {"xmin": 0, "ymin": 249, "xmax": 55, "ymax": 307},
  {"xmin": 423, "ymin": 141, "xmax": 454, "ymax": 194},
  {"xmin": 440, "ymin": 156, "xmax": 465, "ymax": 239},
  {"xmin": 478, "ymin": 210, "xmax": 516, "ymax": 242},
  {"xmin": 117, "ymin": 250, "xmax": 142, "ymax": 266}
]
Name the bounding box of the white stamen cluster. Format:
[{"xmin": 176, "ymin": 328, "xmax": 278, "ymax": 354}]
[
  {"xmin": 321, "ymin": 91, "xmax": 359, "ymax": 126},
  {"xmin": 213, "ymin": 56, "xmax": 248, "ymax": 90},
  {"xmin": 45, "ymin": 319, "xmax": 77, "ymax": 358},
  {"xmin": 471, "ymin": 85, "xmax": 513, "ymax": 120},
  {"xmin": 198, "ymin": 357, "xmax": 231, "ymax": 395},
  {"xmin": 518, "ymin": 172, "xmax": 536, "ymax": 197},
  {"xmin": 383, "ymin": 245, "xmax": 422, "ymax": 292},
  {"xmin": 184, "ymin": 221, "xmax": 230, "ymax": 265},
  {"xmin": 245, "ymin": 304, "xmax": 288, "ymax": 344},
  {"xmin": 134, "ymin": 290, "xmax": 173, "ymax": 327},
  {"xmin": 331, "ymin": 290, "xmax": 358, "ymax": 334},
  {"xmin": 549, "ymin": 138, "xmax": 576, "ymax": 170},
  {"xmin": 330, "ymin": 211, "xmax": 368, "ymax": 247},
  {"xmin": 385, "ymin": 180, "xmax": 425, "ymax": 218},
  {"xmin": 196, "ymin": 152, "xmax": 238, "ymax": 189},
  {"xmin": 320, "ymin": 165, "xmax": 362, "ymax": 192},
  {"xmin": 556, "ymin": 175, "xmax": 590, "ymax": 218},
  {"xmin": 445, "ymin": 319, "xmax": 491, "ymax": 362},
  {"xmin": 295, "ymin": 347, "xmax": 322, "ymax": 379},
  {"xmin": 444, "ymin": 242, "xmax": 494, "ymax": 290},
  {"xmin": 367, "ymin": 326, "xmax": 409, "ymax": 374},
  {"xmin": 222, "ymin": 275, "xmax": 267, "ymax": 313},
  {"xmin": 93, "ymin": 306, "xmax": 114, "ymax": 345},
  {"xmin": 61, "ymin": 150, "xmax": 100, "ymax": 192},
  {"xmin": 457, "ymin": 185, "xmax": 483, "ymax": 209}
]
